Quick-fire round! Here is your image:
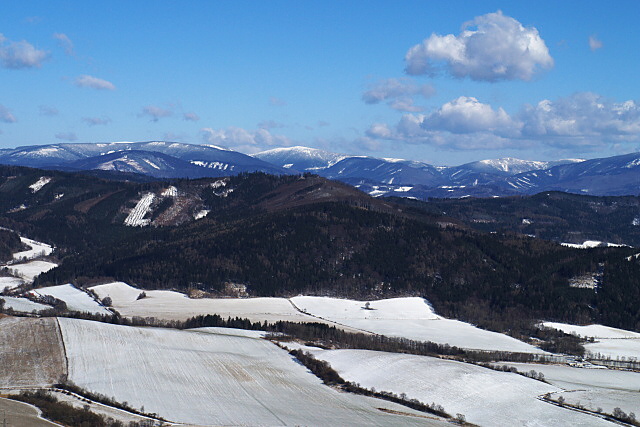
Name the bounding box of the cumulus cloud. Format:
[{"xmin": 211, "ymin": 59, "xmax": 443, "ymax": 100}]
[
  {"xmin": 405, "ymin": 11, "xmax": 553, "ymax": 81},
  {"xmin": 269, "ymin": 96, "xmax": 287, "ymax": 106},
  {"xmin": 55, "ymin": 132, "xmax": 77, "ymax": 141},
  {"xmin": 365, "ymin": 93, "xmax": 640, "ymax": 151},
  {"xmin": 362, "ymin": 78, "xmax": 435, "ymax": 111},
  {"xmin": 423, "ymin": 96, "xmax": 520, "ymax": 136},
  {"xmin": 0, "ymin": 105, "xmax": 17, "ymax": 123},
  {"xmin": 53, "ymin": 33, "xmax": 74, "ymax": 55},
  {"xmin": 183, "ymin": 112, "xmax": 200, "ymax": 121},
  {"xmin": 139, "ymin": 105, "xmax": 173, "ymax": 122},
  {"xmin": 589, "ymin": 35, "xmax": 603, "ymax": 51},
  {"xmin": 519, "ymin": 93, "xmax": 640, "ymax": 145},
  {"xmin": 39, "ymin": 105, "xmax": 59, "ymax": 116},
  {"xmin": 74, "ymin": 75, "xmax": 116, "ymax": 90},
  {"xmin": 82, "ymin": 116, "xmax": 111, "ymax": 126},
  {"xmin": 0, "ymin": 34, "xmax": 49, "ymax": 69},
  {"xmin": 201, "ymin": 126, "xmax": 294, "ymax": 153}
]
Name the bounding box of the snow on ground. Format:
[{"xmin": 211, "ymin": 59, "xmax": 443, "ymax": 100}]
[
  {"xmin": 0, "ymin": 276, "xmax": 24, "ymax": 291},
  {"xmin": 504, "ymin": 362, "xmax": 640, "ymax": 416},
  {"xmin": 542, "ymin": 322, "xmax": 640, "ymax": 360},
  {"xmin": 31, "ymin": 284, "xmax": 111, "ymax": 315},
  {"xmin": 124, "ymin": 193, "xmax": 155, "ymax": 227},
  {"xmin": 190, "ymin": 327, "xmax": 268, "ymax": 339},
  {"xmin": 305, "ymin": 349, "xmax": 610, "ymax": 426},
  {"xmin": 12, "ymin": 236, "xmax": 53, "ymax": 261},
  {"xmin": 586, "ymin": 339, "xmax": 640, "ymax": 361},
  {"xmin": 90, "ymin": 282, "xmax": 332, "ymax": 324},
  {"xmin": 0, "ymin": 397, "xmax": 59, "ymax": 427},
  {"xmin": 58, "ymin": 318, "xmax": 444, "ymax": 426},
  {"xmin": 0, "ymin": 296, "xmax": 50, "ymax": 313},
  {"xmin": 561, "ymin": 240, "xmax": 626, "ymax": 248},
  {"xmin": 7, "ymin": 260, "xmax": 57, "ymax": 283},
  {"xmin": 28, "ymin": 177, "xmax": 51, "ymax": 193},
  {"xmin": 291, "ymin": 296, "xmax": 545, "ymax": 353}
]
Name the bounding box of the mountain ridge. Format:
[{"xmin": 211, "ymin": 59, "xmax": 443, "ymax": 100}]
[{"xmin": 0, "ymin": 141, "xmax": 638, "ymax": 197}]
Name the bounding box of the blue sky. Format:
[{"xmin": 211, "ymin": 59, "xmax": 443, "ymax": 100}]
[{"xmin": 1, "ymin": 1, "xmax": 639, "ymax": 165}]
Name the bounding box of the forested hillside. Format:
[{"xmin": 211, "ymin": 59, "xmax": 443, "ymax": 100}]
[
  {"xmin": 1, "ymin": 165, "xmax": 639, "ymax": 333},
  {"xmin": 392, "ymin": 192, "xmax": 640, "ymax": 246}
]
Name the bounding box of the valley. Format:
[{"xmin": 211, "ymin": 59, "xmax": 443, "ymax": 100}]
[{"xmin": 0, "ymin": 162, "xmax": 638, "ymax": 426}]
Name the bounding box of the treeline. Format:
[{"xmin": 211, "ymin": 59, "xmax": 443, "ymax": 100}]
[
  {"xmin": 10, "ymin": 390, "xmax": 160, "ymax": 427},
  {"xmin": 0, "ymin": 228, "xmax": 25, "ymax": 261}
]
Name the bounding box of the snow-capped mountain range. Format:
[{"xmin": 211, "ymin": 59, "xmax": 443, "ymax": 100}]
[{"xmin": 1, "ymin": 141, "xmax": 639, "ymax": 198}]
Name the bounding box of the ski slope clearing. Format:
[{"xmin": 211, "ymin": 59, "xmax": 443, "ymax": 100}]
[
  {"xmin": 12, "ymin": 236, "xmax": 53, "ymax": 261},
  {"xmin": 123, "ymin": 192, "xmax": 155, "ymax": 226},
  {"xmin": 8, "ymin": 260, "xmax": 57, "ymax": 283},
  {"xmin": 1, "ymin": 296, "xmax": 50, "ymax": 313},
  {"xmin": 28, "ymin": 176, "xmax": 52, "ymax": 193},
  {"xmin": 304, "ymin": 349, "xmax": 609, "ymax": 427},
  {"xmin": 291, "ymin": 296, "xmax": 544, "ymax": 353},
  {"xmin": 0, "ymin": 317, "xmax": 65, "ymax": 388},
  {"xmin": 542, "ymin": 322, "xmax": 640, "ymax": 360},
  {"xmin": 58, "ymin": 318, "xmax": 444, "ymax": 426},
  {"xmin": 504, "ymin": 362, "xmax": 640, "ymax": 417},
  {"xmin": 31, "ymin": 284, "xmax": 111, "ymax": 315},
  {"xmin": 90, "ymin": 282, "xmax": 328, "ymax": 324}
]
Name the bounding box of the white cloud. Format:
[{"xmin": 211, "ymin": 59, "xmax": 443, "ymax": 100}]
[
  {"xmin": 139, "ymin": 105, "xmax": 173, "ymax": 122},
  {"xmin": 183, "ymin": 112, "xmax": 200, "ymax": 121},
  {"xmin": 362, "ymin": 78, "xmax": 435, "ymax": 111},
  {"xmin": 53, "ymin": 33, "xmax": 74, "ymax": 55},
  {"xmin": 405, "ymin": 11, "xmax": 553, "ymax": 81},
  {"xmin": 520, "ymin": 93, "xmax": 640, "ymax": 143},
  {"xmin": 55, "ymin": 132, "xmax": 77, "ymax": 141},
  {"xmin": 75, "ymin": 75, "xmax": 116, "ymax": 90},
  {"xmin": 200, "ymin": 126, "xmax": 294, "ymax": 153},
  {"xmin": 0, "ymin": 34, "xmax": 49, "ymax": 69},
  {"xmin": 589, "ymin": 35, "xmax": 603, "ymax": 51},
  {"xmin": 39, "ymin": 105, "xmax": 59, "ymax": 116},
  {"xmin": 82, "ymin": 116, "xmax": 111, "ymax": 126},
  {"xmin": 423, "ymin": 96, "xmax": 520, "ymax": 136},
  {"xmin": 365, "ymin": 93, "xmax": 640, "ymax": 151},
  {"xmin": 0, "ymin": 104, "xmax": 17, "ymax": 123}
]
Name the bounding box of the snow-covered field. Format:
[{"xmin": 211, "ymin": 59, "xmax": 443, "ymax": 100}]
[
  {"xmin": 0, "ymin": 276, "xmax": 24, "ymax": 291},
  {"xmin": 1, "ymin": 296, "xmax": 51, "ymax": 313},
  {"xmin": 12, "ymin": 237, "xmax": 53, "ymax": 261},
  {"xmin": 505, "ymin": 362, "xmax": 640, "ymax": 416},
  {"xmin": 31, "ymin": 284, "xmax": 111, "ymax": 315},
  {"xmin": 291, "ymin": 296, "xmax": 545, "ymax": 353},
  {"xmin": 58, "ymin": 318, "xmax": 444, "ymax": 426},
  {"xmin": 543, "ymin": 322, "xmax": 640, "ymax": 339},
  {"xmin": 90, "ymin": 282, "xmax": 326, "ymax": 324},
  {"xmin": 302, "ymin": 348, "xmax": 610, "ymax": 426},
  {"xmin": 542, "ymin": 322, "xmax": 640, "ymax": 360},
  {"xmin": 7, "ymin": 260, "xmax": 57, "ymax": 283}
]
